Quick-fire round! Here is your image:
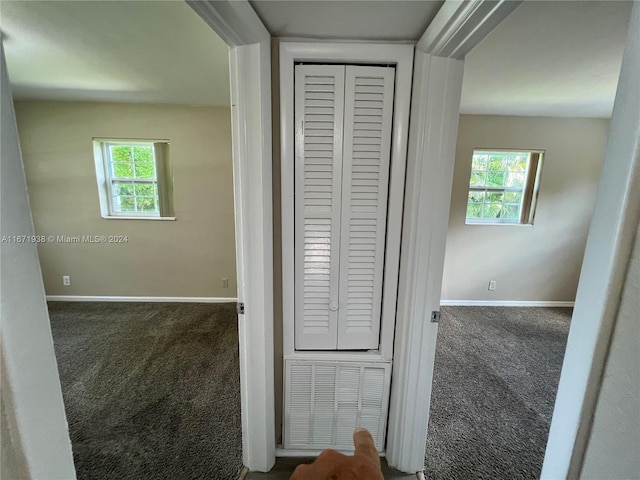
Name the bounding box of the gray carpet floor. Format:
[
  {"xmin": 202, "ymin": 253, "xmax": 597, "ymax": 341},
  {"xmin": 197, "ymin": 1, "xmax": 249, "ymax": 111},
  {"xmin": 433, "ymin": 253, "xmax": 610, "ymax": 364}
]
[
  {"xmin": 425, "ymin": 306, "xmax": 571, "ymax": 480},
  {"xmin": 48, "ymin": 302, "xmax": 243, "ymax": 480}
]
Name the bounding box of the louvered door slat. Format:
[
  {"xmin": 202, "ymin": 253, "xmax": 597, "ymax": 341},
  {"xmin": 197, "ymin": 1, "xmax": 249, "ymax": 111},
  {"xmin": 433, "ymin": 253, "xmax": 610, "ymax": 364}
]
[
  {"xmin": 337, "ymin": 66, "xmax": 395, "ymax": 350},
  {"xmin": 295, "ymin": 65, "xmax": 345, "ymax": 350}
]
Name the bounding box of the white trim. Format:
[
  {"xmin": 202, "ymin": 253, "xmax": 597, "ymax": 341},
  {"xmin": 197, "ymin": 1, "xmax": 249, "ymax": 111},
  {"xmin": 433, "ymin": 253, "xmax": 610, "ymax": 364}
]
[
  {"xmin": 186, "ymin": 0, "xmax": 268, "ymax": 46},
  {"xmin": 440, "ymin": 300, "xmax": 575, "ymax": 307},
  {"xmin": 279, "ymin": 41, "xmax": 414, "ymax": 362},
  {"xmin": 100, "ymin": 216, "xmax": 176, "ymax": 221},
  {"xmin": 417, "ymin": 0, "xmax": 522, "ymax": 58},
  {"xmin": 45, "ymin": 296, "xmax": 237, "ymax": 303},
  {"xmin": 284, "ymin": 352, "xmax": 390, "ymax": 363},
  {"xmin": 230, "ymin": 40, "xmax": 276, "ymax": 473},
  {"xmin": 385, "ymin": 53, "xmax": 464, "ymax": 473},
  {"xmin": 542, "ymin": 3, "xmax": 640, "ymax": 478}
]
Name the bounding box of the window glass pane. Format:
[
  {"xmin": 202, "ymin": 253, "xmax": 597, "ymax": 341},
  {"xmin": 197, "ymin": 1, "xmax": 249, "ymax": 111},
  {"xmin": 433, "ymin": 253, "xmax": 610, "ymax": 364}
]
[
  {"xmin": 134, "ymin": 183, "xmax": 155, "ymax": 196},
  {"xmin": 486, "ymin": 191, "xmax": 504, "ymax": 203},
  {"xmin": 112, "ymin": 181, "xmax": 134, "ymax": 196},
  {"xmin": 486, "ymin": 170, "xmax": 505, "ymax": 187},
  {"xmin": 132, "ymin": 146, "xmax": 153, "ymax": 162},
  {"xmin": 466, "ymin": 203, "xmax": 482, "ymax": 218},
  {"xmin": 110, "ymin": 145, "xmax": 132, "ymax": 162},
  {"xmin": 504, "ymin": 191, "xmax": 522, "ymax": 203},
  {"xmin": 468, "ymin": 190, "xmax": 485, "ymax": 203},
  {"xmin": 134, "ymin": 162, "xmax": 155, "ymax": 179},
  {"xmin": 506, "ymin": 171, "xmax": 525, "ymax": 187},
  {"xmin": 502, "ymin": 205, "xmax": 520, "ymax": 219},
  {"xmin": 116, "ymin": 196, "xmax": 136, "ymax": 212},
  {"xmin": 471, "ymin": 154, "xmax": 487, "ymax": 171},
  {"xmin": 469, "ymin": 171, "xmax": 486, "ymax": 186},
  {"xmin": 482, "ymin": 204, "xmax": 502, "ymax": 219},
  {"xmin": 137, "ymin": 197, "xmax": 158, "ymax": 212},
  {"xmin": 112, "ymin": 162, "xmax": 133, "ymax": 178}
]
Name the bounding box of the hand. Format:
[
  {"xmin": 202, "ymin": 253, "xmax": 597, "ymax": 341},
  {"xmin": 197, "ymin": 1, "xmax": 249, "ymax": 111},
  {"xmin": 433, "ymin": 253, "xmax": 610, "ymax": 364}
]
[{"xmin": 289, "ymin": 428, "xmax": 384, "ymax": 480}]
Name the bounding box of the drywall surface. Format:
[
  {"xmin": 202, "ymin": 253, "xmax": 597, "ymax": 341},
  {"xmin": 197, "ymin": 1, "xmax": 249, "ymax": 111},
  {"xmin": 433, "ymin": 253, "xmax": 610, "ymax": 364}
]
[
  {"xmin": 14, "ymin": 101, "xmax": 236, "ymax": 297},
  {"xmin": 1, "ymin": 378, "xmax": 28, "ymax": 480},
  {"xmin": 441, "ymin": 115, "xmax": 609, "ymax": 302},
  {"xmin": 1, "ymin": 46, "xmax": 76, "ymax": 478},
  {"xmin": 580, "ymin": 221, "xmax": 640, "ymax": 479}
]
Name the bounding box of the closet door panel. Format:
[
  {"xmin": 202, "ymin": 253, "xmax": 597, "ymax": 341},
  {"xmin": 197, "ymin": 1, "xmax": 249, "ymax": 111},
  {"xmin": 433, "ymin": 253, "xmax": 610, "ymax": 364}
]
[
  {"xmin": 337, "ymin": 66, "xmax": 395, "ymax": 350},
  {"xmin": 294, "ymin": 65, "xmax": 345, "ymax": 350}
]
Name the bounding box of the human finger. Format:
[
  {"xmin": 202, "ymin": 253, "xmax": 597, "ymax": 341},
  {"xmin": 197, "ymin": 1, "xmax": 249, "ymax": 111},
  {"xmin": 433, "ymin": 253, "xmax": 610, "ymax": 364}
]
[
  {"xmin": 352, "ymin": 428, "xmax": 381, "ymax": 468},
  {"xmin": 290, "ymin": 449, "xmax": 345, "ymax": 479}
]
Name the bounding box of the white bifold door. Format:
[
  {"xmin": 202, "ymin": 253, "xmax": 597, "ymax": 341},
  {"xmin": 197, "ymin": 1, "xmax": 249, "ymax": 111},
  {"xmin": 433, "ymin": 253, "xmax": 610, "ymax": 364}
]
[{"xmin": 294, "ymin": 64, "xmax": 395, "ymax": 351}]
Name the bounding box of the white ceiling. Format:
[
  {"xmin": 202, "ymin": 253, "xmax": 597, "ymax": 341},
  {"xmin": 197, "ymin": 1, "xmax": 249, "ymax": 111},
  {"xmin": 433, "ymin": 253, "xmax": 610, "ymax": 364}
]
[
  {"xmin": 249, "ymin": 0, "xmax": 443, "ymax": 41},
  {"xmin": 461, "ymin": 0, "xmax": 632, "ymax": 118},
  {"xmin": 0, "ymin": 0, "xmax": 632, "ymax": 118},
  {"xmin": 0, "ymin": 0, "xmax": 230, "ymax": 106}
]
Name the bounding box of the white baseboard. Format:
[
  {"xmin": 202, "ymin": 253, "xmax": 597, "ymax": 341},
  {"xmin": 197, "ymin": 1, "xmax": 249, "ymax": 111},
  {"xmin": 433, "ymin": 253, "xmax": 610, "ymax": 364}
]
[
  {"xmin": 440, "ymin": 300, "xmax": 575, "ymax": 307},
  {"xmin": 46, "ymin": 295, "xmax": 238, "ymax": 303}
]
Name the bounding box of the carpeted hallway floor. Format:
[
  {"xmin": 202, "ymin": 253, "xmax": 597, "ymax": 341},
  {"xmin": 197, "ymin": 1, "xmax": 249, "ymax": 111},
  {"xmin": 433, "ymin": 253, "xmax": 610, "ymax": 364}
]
[
  {"xmin": 49, "ymin": 303, "xmax": 570, "ymax": 479},
  {"xmin": 425, "ymin": 306, "xmax": 571, "ymax": 480},
  {"xmin": 48, "ymin": 302, "xmax": 243, "ymax": 480}
]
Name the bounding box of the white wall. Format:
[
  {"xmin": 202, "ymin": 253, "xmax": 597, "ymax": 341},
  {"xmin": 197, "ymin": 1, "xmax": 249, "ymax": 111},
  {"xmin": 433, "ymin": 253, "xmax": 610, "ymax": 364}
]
[
  {"xmin": 580, "ymin": 221, "xmax": 640, "ymax": 479},
  {"xmin": 442, "ymin": 115, "xmax": 609, "ymax": 303},
  {"xmin": 0, "ymin": 45, "xmax": 76, "ymax": 479}
]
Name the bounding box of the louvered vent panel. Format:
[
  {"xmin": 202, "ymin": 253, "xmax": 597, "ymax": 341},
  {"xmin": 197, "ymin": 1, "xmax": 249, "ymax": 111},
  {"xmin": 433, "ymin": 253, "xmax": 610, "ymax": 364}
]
[
  {"xmin": 294, "ymin": 65, "xmax": 345, "ymax": 350},
  {"xmin": 338, "ymin": 66, "xmax": 395, "ymax": 350},
  {"xmin": 335, "ymin": 366, "xmax": 359, "ymax": 446},
  {"xmin": 284, "ymin": 360, "xmax": 391, "ymax": 451},
  {"xmin": 312, "ymin": 365, "xmax": 337, "ymax": 444},
  {"xmin": 288, "ymin": 363, "xmax": 313, "ymax": 445}
]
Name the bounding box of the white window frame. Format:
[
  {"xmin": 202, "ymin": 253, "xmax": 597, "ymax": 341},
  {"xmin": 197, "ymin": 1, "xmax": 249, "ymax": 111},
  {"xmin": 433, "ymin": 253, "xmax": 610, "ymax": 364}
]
[
  {"xmin": 465, "ymin": 148, "xmax": 544, "ymax": 226},
  {"xmin": 92, "ymin": 138, "xmax": 175, "ymax": 220}
]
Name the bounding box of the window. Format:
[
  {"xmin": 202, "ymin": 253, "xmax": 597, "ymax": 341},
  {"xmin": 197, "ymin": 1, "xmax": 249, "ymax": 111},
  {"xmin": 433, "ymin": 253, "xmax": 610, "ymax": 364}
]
[
  {"xmin": 466, "ymin": 149, "xmax": 543, "ymax": 225},
  {"xmin": 93, "ymin": 139, "xmax": 174, "ymax": 219}
]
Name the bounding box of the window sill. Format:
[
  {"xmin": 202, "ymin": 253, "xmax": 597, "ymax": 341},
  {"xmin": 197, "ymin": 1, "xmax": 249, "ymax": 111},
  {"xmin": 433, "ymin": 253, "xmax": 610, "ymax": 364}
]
[
  {"xmin": 101, "ymin": 216, "xmax": 176, "ymax": 221},
  {"xmin": 465, "ymin": 221, "xmax": 533, "ymax": 227}
]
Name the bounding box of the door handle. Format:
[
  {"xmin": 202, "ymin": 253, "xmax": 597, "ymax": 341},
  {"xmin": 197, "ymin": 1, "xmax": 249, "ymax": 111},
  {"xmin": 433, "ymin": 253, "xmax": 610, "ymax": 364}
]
[{"xmin": 329, "ymin": 302, "xmax": 339, "ymax": 311}]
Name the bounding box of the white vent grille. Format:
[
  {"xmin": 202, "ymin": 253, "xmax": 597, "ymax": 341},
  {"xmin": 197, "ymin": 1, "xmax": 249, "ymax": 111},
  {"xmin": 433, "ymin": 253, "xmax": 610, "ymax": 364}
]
[{"xmin": 284, "ymin": 360, "xmax": 391, "ymax": 451}]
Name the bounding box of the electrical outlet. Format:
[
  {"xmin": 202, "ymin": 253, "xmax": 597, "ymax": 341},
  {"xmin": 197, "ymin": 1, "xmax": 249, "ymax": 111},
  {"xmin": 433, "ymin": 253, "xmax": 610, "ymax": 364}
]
[
  {"xmin": 63, "ymin": 275, "xmax": 71, "ymax": 286},
  {"xmin": 222, "ymin": 278, "xmax": 229, "ymax": 288},
  {"xmin": 488, "ymin": 280, "xmax": 496, "ymax": 291}
]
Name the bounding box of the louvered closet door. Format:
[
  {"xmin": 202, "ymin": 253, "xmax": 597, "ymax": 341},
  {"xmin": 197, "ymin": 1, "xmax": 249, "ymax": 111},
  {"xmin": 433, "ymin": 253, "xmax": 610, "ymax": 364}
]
[
  {"xmin": 294, "ymin": 65, "xmax": 345, "ymax": 349},
  {"xmin": 337, "ymin": 66, "xmax": 395, "ymax": 350}
]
